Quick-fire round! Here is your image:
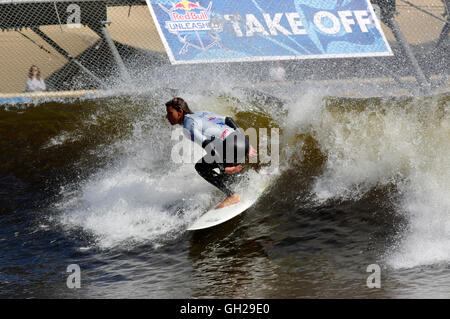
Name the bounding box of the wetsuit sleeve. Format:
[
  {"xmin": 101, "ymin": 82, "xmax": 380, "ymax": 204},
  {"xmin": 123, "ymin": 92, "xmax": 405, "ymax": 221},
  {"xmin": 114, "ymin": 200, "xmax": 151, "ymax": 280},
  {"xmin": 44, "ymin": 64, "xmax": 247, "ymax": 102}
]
[
  {"xmin": 225, "ymin": 117, "xmax": 239, "ymax": 130},
  {"xmin": 184, "ymin": 117, "xmax": 207, "ymax": 146},
  {"xmin": 192, "ymin": 123, "xmax": 208, "ymax": 147}
]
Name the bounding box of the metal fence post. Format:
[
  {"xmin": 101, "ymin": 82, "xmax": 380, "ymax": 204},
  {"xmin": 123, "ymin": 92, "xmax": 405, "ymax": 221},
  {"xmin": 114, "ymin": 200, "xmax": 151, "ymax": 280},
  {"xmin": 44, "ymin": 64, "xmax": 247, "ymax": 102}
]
[{"xmin": 101, "ymin": 21, "xmax": 132, "ymax": 84}]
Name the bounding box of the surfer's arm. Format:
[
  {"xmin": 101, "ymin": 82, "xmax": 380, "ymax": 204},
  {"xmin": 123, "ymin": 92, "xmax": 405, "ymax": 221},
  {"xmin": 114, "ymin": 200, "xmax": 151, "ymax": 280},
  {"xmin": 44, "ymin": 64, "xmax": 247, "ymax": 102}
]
[
  {"xmin": 193, "ymin": 124, "xmax": 209, "ymax": 148},
  {"xmin": 184, "ymin": 117, "xmax": 207, "ymax": 147}
]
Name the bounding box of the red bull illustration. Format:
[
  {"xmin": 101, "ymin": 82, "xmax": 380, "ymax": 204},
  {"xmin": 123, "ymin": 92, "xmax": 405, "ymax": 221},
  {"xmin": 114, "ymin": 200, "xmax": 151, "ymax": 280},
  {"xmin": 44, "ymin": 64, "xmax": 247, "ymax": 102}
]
[{"xmin": 158, "ymin": 1, "xmax": 225, "ymax": 55}]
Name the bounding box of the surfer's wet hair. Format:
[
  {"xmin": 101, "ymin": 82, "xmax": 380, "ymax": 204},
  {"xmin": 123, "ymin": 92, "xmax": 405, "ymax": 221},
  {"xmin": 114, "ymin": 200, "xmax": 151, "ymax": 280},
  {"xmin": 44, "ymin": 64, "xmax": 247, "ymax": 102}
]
[{"xmin": 165, "ymin": 97, "xmax": 193, "ymax": 115}]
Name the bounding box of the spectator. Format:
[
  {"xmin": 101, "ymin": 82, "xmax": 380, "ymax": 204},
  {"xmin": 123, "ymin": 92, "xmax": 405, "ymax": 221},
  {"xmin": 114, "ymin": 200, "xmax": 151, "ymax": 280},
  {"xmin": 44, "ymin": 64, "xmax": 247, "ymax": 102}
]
[
  {"xmin": 268, "ymin": 60, "xmax": 286, "ymax": 84},
  {"xmin": 25, "ymin": 65, "xmax": 46, "ymax": 92}
]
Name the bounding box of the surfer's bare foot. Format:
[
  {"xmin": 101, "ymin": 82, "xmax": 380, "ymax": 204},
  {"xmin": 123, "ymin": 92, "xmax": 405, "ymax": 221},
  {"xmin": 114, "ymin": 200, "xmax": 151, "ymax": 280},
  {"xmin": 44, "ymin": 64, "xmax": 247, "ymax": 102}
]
[
  {"xmin": 224, "ymin": 165, "xmax": 243, "ymax": 174},
  {"xmin": 216, "ymin": 194, "xmax": 241, "ymax": 209}
]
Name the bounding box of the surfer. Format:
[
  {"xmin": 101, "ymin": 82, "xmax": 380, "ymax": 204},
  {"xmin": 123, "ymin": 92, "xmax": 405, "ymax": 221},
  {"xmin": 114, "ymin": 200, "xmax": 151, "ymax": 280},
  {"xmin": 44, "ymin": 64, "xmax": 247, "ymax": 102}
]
[{"xmin": 165, "ymin": 97, "xmax": 256, "ymax": 209}]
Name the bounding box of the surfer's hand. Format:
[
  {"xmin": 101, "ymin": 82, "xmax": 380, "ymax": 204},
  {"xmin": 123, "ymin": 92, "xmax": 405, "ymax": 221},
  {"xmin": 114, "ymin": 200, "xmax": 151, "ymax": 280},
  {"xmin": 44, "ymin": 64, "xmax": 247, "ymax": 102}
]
[
  {"xmin": 249, "ymin": 145, "xmax": 257, "ymax": 157},
  {"xmin": 224, "ymin": 165, "xmax": 243, "ymax": 174}
]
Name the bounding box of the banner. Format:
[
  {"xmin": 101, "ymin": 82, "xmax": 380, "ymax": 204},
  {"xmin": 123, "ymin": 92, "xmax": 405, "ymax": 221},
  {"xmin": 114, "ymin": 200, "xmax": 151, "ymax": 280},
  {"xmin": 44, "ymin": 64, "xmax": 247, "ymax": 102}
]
[{"xmin": 145, "ymin": 0, "xmax": 392, "ymax": 64}]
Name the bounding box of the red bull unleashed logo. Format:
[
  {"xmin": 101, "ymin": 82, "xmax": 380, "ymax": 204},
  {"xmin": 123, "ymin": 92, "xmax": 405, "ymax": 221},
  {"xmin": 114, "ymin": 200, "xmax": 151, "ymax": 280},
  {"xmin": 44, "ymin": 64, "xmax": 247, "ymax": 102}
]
[{"xmin": 157, "ymin": 1, "xmax": 224, "ymax": 55}]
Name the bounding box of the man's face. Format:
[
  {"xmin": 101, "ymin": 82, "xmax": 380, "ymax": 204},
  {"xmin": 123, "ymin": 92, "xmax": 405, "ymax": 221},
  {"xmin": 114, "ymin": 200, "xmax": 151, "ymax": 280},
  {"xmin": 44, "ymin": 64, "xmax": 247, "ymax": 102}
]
[{"xmin": 166, "ymin": 106, "xmax": 182, "ymax": 125}]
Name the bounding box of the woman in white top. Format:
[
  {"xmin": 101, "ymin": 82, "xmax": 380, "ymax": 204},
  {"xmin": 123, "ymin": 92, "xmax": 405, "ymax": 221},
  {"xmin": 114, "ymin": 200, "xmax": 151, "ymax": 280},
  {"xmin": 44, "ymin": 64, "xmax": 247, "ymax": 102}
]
[{"xmin": 25, "ymin": 65, "xmax": 46, "ymax": 92}]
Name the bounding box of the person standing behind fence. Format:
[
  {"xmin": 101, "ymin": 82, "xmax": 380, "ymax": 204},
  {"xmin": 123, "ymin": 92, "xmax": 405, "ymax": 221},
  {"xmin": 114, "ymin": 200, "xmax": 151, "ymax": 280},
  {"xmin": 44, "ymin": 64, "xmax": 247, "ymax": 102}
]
[{"xmin": 25, "ymin": 65, "xmax": 46, "ymax": 92}]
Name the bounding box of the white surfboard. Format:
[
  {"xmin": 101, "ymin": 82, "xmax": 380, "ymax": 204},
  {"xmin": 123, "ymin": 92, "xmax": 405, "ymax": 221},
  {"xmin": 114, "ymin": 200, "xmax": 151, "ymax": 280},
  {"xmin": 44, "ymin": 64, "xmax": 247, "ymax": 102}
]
[{"xmin": 186, "ymin": 176, "xmax": 269, "ymax": 231}]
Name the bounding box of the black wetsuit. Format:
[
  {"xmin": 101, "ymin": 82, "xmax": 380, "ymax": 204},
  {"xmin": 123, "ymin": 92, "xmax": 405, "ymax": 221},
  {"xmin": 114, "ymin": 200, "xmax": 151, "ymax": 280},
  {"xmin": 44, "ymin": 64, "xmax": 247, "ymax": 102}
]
[{"xmin": 183, "ymin": 111, "xmax": 249, "ymax": 196}]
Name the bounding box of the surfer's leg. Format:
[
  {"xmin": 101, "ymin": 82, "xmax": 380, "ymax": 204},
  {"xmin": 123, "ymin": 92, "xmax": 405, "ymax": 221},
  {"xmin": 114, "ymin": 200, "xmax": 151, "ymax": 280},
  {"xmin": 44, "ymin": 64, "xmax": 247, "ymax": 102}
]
[
  {"xmin": 195, "ymin": 132, "xmax": 249, "ymax": 209},
  {"xmin": 195, "ymin": 157, "xmax": 241, "ymax": 209},
  {"xmin": 213, "ymin": 133, "xmax": 251, "ymax": 209},
  {"xmin": 195, "ymin": 158, "xmax": 235, "ymax": 197}
]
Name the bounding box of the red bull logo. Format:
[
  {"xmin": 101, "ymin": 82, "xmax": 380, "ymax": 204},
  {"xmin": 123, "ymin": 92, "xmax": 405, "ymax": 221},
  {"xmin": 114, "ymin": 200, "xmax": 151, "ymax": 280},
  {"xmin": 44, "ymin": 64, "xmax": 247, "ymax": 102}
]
[{"xmin": 171, "ymin": 1, "xmax": 208, "ymax": 21}]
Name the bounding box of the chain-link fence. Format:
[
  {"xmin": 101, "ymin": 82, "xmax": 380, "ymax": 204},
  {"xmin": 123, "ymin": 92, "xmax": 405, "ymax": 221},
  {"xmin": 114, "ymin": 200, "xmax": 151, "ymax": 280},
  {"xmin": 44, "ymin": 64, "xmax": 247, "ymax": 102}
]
[
  {"xmin": 0, "ymin": 0, "xmax": 448, "ymax": 94},
  {"xmin": 0, "ymin": 0, "xmax": 166, "ymax": 93}
]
